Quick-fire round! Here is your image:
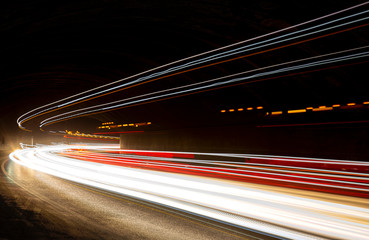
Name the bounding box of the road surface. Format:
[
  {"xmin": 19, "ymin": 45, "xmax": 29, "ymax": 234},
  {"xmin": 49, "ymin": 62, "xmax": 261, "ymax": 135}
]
[{"xmin": 0, "ymin": 150, "xmax": 274, "ymax": 240}]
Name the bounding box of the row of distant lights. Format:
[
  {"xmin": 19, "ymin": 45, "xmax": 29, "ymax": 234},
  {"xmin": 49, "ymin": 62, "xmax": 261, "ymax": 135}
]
[
  {"xmin": 65, "ymin": 130, "xmax": 119, "ymax": 140},
  {"xmin": 221, "ymin": 106, "xmax": 264, "ymax": 113},
  {"xmin": 221, "ymin": 101, "xmax": 369, "ymax": 115},
  {"xmin": 101, "ymin": 122, "xmax": 114, "ymax": 125},
  {"xmin": 98, "ymin": 122, "xmax": 151, "ymax": 129}
]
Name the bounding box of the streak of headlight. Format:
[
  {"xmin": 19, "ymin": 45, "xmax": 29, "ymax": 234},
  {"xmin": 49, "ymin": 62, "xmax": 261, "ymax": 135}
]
[
  {"xmin": 65, "ymin": 151, "xmax": 369, "ymax": 184},
  {"xmin": 8, "ymin": 145, "xmax": 369, "ymax": 239},
  {"xmin": 17, "ymin": 3, "xmax": 369, "ymax": 129},
  {"xmin": 17, "ymin": 2, "xmax": 368, "ymax": 125},
  {"xmin": 103, "ymin": 150, "xmax": 369, "ymax": 182},
  {"xmin": 39, "ymin": 45, "xmax": 369, "ymax": 125},
  {"xmin": 61, "ymin": 152, "xmax": 369, "ymax": 193},
  {"xmin": 239, "ymin": 153, "xmax": 369, "ymax": 166},
  {"xmin": 23, "ymin": 17, "xmax": 369, "ymax": 127},
  {"xmin": 70, "ymin": 150, "xmax": 369, "ymax": 194},
  {"xmin": 109, "ymin": 153, "xmax": 369, "ymax": 176},
  {"xmin": 153, "ymin": 10, "xmax": 369, "ymax": 73},
  {"xmin": 39, "ymin": 48, "xmax": 369, "ymax": 127},
  {"xmin": 133, "ymin": 150, "xmax": 369, "ymax": 167}
]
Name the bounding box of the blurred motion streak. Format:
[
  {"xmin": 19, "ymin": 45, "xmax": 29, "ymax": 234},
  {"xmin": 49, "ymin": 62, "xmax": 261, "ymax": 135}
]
[
  {"xmin": 271, "ymin": 111, "xmax": 283, "ymax": 115},
  {"xmin": 312, "ymin": 107, "xmax": 333, "ymax": 111},
  {"xmin": 93, "ymin": 131, "xmax": 144, "ymax": 135},
  {"xmin": 16, "ymin": 2, "xmax": 369, "ymax": 130},
  {"xmin": 39, "ymin": 49, "xmax": 369, "ymax": 128},
  {"xmin": 288, "ymin": 109, "xmax": 306, "ymax": 114},
  {"xmin": 8, "ymin": 145, "xmax": 369, "ymax": 240}
]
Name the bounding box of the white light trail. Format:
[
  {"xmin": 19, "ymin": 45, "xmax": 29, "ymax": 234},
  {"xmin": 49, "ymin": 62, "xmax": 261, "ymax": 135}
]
[
  {"xmin": 8, "ymin": 145, "xmax": 369, "ymax": 239},
  {"xmin": 17, "ymin": 2, "xmax": 369, "ymax": 130},
  {"xmin": 39, "ymin": 47, "xmax": 369, "ymax": 127},
  {"xmin": 38, "ymin": 45, "xmax": 369, "ymax": 125},
  {"xmin": 64, "ymin": 152, "xmax": 369, "ymax": 189}
]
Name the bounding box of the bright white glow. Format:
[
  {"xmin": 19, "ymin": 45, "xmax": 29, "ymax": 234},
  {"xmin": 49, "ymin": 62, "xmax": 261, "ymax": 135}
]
[{"xmin": 8, "ymin": 145, "xmax": 369, "ymax": 239}]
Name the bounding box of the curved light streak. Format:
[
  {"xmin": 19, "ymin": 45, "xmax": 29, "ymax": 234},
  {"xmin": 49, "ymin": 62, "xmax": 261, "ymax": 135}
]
[
  {"xmin": 37, "ymin": 45, "xmax": 369, "ymax": 125},
  {"xmin": 69, "ymin": 154, "xmax": 369, "ymax": 186},
  {"xmin": 39, "ymin": 47, "xmax": 369, "ymax": 127},
  {"xmin": 60, "ymin": 150, "xmax": 369, "ymax": 195},
  {"xmin": 8, "ymin": 145, "xmax": 369, "ymax": 239},
  {"xmin": 18, "ymin": 2, "xmax": 368, "ymax": 125},
  {"xmin": 17, "ymin": 3, "xmax": 369, "ymax": 130}
]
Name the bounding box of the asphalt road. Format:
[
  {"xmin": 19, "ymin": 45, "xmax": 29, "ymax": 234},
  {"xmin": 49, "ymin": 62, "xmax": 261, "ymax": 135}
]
[{"xmin": 0, "ymin": 151, "xmax": 274, "ymax": 240}]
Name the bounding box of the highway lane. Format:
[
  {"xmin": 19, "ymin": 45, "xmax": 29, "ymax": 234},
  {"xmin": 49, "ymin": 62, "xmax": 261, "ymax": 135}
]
[
  {"xmin": 7, "ymin": 144, "xmax": 369, "ymax": 239},
  {"xmin": 1, "ymin": 151, "xmax": 274, "ymax": 240}
]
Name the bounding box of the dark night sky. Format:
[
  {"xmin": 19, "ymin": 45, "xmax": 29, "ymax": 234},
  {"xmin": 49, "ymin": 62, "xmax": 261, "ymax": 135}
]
[{"xmin": 1, "ymin": 0, "xmax": 368, "ymax": 144}]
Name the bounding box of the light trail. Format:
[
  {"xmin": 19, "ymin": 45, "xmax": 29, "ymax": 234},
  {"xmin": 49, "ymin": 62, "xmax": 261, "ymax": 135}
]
[
  {"xmin": 39, "ymin": 46, "xmax": 369, "ymax": 127},
  {"xmin": 8, "ymin": 144, "xmax": 369, "ymax": 239},
  {"xmin": 65, "ymin": 152, "xmax": 369, "ymax": 182},
  {"xmin": 18, "ymin": 2, "xmax": 368, "ymax": 126},
  {"xmin": 59, "ymin": 149, "xmax": 369, "ymax": 197},
  {"xmin": 39, "ymin": 45, "xmax": 369, "ymax": 124},
  {"xmin": 17, "ymin": 2, "xmax": 369, "ymax": 130}
]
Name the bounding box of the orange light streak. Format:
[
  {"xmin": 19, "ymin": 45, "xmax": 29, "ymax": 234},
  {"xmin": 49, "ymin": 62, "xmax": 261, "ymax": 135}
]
[
  {"xmin": 271, "ymin": 111, "xmax": 283, "ymax": 115},
  {"xmin": 312, "ymin": 107, "xmax": 333, "ymax": 111},
  {"xmin": 21, "ymin": 22, "xmax": 369, "ymax": 130},
  {"xmin": 42, "ymin": 59, "xmax": 369, "ymax": 128},
  {"xmin": 288, "ymin": 109, "xmax": 306, "ymax": 114}
]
